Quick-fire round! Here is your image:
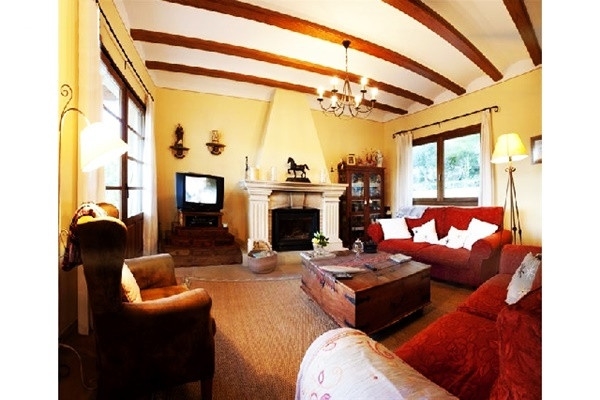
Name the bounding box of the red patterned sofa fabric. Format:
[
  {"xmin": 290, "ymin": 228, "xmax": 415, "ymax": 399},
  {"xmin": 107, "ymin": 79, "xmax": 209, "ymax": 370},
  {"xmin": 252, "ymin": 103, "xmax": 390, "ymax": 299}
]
[
  {"xmin": 490, "ymin": 288, "xmax": 542, "ymax": 400},
  {"xmin": 395, "ymin": 311, "xmax": 500, "ymax": 400},
  {"xmin": 457, "ymin": 274, "xmax": 512, "ymax": 320}
]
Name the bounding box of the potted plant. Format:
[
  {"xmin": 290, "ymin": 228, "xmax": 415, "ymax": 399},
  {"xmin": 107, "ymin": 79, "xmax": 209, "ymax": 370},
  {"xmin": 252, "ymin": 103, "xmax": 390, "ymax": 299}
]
[{"xmin": 312, "ymin": 231, "xmax": 329, "ymax": 255}]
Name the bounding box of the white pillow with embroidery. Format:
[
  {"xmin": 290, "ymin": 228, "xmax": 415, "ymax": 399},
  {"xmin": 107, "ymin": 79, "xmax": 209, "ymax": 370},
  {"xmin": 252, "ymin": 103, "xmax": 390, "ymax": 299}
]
[
  {"xmin": 463, "ymin": 218, "xmax": 498, "ymax": 250},
  {"xmin": 412, "ymin": 219, "xmax": 439, "ymax": 244},
  {"xmin": 445, "ymin": 226, "xmax": 469, "ymax": 249},
  {"xmin": 506, "ymin": 252, "xmax": 542, "ymax": 304},
  {"xmin": 378, "ymin": 217, "xmax": 412, "ymax": 239},
  {"xmin": 121, "ymin": 263, "xmax": 142, "ymax": 303}
]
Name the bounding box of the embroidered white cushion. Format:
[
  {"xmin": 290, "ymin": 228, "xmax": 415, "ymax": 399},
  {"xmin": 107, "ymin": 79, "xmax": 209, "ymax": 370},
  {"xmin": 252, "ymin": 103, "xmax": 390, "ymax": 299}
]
[
  {"xmin": 463, "ymin": 218, "xmax": 498, "ymax": 250},
  {"xmin": 121, "ymin": 263, "xmax": 142, "ymax": 303},
  {"xmin": 412, "ymin": 219, "xmax": 439, "ymax": 244},
  {"xmin": 378, "ymin": 217, "xmax": 412, "ymax": 239},
  {"xmin": 506, "ymin": 252, "xmax": 542, "ymax": 305},
  {"xmin": 445, "ymin": 226, "xmax": 469, "ymax": 249}
]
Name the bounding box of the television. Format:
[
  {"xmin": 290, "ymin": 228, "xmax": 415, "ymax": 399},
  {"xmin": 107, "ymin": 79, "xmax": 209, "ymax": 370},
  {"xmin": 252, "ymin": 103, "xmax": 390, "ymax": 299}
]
[{"xmin": 175, "ymin": 172, "xmax": 225, "ymax": 212}]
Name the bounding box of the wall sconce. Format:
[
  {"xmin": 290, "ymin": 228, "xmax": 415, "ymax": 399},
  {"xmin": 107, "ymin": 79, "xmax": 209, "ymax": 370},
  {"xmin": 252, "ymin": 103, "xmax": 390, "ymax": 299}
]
[
  {"xmin": 206, "ymin": 129, "xmax": 226, "ymax": 155},
  {"xmin": 59, "ymin": 84, "xmax": 128, "ymax": 173},
  {"xmin": 169, "ymin": 124, "xmax": 189, "ymax": 159}
]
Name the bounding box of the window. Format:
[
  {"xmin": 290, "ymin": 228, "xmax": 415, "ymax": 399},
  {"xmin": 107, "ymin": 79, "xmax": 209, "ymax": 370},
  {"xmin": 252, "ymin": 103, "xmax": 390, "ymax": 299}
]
[
  {"xmin": 412, "ymin": 124, "xmax": 480, "ymax": 206},
  {"xmin": 100, "ymin": 49, "xmax": 146, "ymax": 219}
]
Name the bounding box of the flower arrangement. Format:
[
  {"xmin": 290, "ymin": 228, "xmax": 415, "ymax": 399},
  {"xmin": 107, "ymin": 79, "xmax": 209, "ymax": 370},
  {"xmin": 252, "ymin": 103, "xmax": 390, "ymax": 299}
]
[{"xmin": 312, "ymin": 231, "xmax": 329, "ymax": 247}]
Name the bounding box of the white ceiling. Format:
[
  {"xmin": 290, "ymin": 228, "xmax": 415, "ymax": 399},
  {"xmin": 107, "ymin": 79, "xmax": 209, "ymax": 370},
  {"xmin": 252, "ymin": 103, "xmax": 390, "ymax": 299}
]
[{"xmin": 112, "ymin": 0, "xmax": 542, "ymax": 122}]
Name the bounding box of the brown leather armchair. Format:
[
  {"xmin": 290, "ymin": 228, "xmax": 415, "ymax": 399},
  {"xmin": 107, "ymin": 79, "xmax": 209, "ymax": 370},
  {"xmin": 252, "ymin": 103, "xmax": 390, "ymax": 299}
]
[{"xmin": 77, "ymin": 216, "xmax": 216, "ymax": 399}]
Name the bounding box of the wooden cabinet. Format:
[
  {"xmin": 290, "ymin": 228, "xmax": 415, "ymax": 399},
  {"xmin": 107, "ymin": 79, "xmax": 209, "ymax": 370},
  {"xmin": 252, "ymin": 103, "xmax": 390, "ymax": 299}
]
[{"xmin": 338, "ymin": 165, "xmax": 384, "ymax": 247}]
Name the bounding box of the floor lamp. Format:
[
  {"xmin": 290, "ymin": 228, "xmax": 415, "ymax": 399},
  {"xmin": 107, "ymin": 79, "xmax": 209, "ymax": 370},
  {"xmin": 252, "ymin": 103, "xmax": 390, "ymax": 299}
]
[
  {"xmin": 491, "ymin": 133, "xmax": 528, "ymax": 244},
  {"xmin": 59, "ymin": 83, "xmax": 128, "ymax": 387}
]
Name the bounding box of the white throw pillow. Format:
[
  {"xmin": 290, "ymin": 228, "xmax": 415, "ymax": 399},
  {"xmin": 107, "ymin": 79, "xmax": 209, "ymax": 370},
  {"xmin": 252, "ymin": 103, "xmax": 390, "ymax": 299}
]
[
  {"xmin": 445, "ymin": 226, "xmax": 469, "ymax": 249},
  {"xmin": 378, "ymin": 217, "xmax": 412, "ymax": 239},
  {"xmin": 463, "ymin": 218, "xmax": 498, "ymax": 250},
  {"xmin": 506, "ymin": 252, "xmax": 542, "ymax": 305},
  {"xmin": 121, "ymin": 263, "xmax": 142, "ymax": 303},
  {"xmin": 412, "ymin": 219, "xmax": 439, "ymax": 244}
]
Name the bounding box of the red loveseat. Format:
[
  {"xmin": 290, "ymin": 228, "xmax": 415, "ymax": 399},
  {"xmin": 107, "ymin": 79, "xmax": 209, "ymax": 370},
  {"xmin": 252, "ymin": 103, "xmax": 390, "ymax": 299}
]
[
  {"xmin": 366, "ymin": 206, "xmax": 512, "ymax": 287},
  {"xmin": 394, "ymin": 244, "xmax": 542, "ymax": 400}
]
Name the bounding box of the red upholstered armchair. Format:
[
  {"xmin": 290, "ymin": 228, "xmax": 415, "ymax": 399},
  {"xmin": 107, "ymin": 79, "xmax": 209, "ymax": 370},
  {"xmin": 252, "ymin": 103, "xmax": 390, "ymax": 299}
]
[{"xmin": 77, "ymin": 216, "xmax": 216, "ymax": 400}]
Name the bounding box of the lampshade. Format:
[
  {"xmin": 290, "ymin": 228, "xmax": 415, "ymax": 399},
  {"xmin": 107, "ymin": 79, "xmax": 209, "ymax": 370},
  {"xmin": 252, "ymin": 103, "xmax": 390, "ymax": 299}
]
[
  {"xmin": 80, "ymin": 122, "xmax": 128, "ymax": 172},
  {"xmin": 491, "ymin": 133, "xmax": 528, "ymax": 164}
]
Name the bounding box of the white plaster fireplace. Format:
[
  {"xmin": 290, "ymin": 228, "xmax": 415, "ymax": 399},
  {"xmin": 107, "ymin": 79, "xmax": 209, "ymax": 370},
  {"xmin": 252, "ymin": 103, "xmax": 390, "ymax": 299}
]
[{"xmin": 240, "ymin": 180, "xmax": 347, "ymax": 252}]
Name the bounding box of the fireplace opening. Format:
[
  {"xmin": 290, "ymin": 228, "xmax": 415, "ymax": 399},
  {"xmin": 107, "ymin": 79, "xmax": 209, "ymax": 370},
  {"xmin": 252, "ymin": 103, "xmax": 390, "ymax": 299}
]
[{"xmin": 272, "ymin": 208, "xmax": 319, "ymax": 251}]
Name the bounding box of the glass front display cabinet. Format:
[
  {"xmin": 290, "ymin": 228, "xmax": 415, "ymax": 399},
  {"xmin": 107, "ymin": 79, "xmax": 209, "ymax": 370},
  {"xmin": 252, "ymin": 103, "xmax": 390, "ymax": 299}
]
[{"xmin": 338, "ymin": 165, "xmax": 385, "ymax": 247}]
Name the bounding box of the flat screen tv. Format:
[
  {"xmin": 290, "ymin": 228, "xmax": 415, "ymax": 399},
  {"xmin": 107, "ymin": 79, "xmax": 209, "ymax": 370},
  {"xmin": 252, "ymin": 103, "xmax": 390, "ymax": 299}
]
[{"xmin": 175, "ymin": 172, "xmax": 224, "ymax": 212}]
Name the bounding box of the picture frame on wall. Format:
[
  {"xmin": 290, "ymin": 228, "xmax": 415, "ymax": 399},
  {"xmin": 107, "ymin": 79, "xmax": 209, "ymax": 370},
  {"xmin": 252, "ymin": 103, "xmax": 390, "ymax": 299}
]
[
  {"xmin": 531, "ymin": 135, "xmax": 542, "ymax": 164},
  {"xmin": 347, "ymin": 154, "xmax": 356, "ymax": 165}
]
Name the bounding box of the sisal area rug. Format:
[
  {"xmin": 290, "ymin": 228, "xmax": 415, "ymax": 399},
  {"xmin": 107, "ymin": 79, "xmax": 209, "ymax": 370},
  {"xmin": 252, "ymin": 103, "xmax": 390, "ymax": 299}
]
[{"xmin": 159, "ymin": 263, "xmax": 472, "ymax": 399}]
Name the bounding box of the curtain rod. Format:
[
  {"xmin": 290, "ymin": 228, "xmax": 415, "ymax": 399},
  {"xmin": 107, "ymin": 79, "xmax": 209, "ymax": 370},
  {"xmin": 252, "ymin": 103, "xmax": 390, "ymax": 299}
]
[
  {"xmin": 97, "ymin": 1, "xmax": 155, "ymax": 102},
  {"xmin": 392, "ymin": 105, "xmax": 499, "ymax": 138}
]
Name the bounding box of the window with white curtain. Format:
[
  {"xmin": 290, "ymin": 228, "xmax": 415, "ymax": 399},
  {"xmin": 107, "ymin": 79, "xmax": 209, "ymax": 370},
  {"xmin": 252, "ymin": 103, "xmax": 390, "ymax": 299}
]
[
  {"xmin": 412, "ymin": 124, "xmax": 480, "ymax": 206},
  {"xmin": 100, "ymin": 49, "xmax": 146, "ymax": 219}
]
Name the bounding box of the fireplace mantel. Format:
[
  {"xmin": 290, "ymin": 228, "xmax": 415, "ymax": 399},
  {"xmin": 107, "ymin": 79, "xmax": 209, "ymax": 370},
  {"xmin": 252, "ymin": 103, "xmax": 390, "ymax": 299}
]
[{"xmin": 240, "ymin": 180, "xmax": 348, "ymax": 252}]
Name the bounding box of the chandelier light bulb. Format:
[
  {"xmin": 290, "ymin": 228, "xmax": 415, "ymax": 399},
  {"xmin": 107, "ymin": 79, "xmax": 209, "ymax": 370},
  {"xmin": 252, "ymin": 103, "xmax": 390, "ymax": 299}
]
[
  {"xmin": 331, "ymin": 95, "xmax": 338, "ymax": 107},
  {"xmin": 371, "ymin": 87, "xmax": 378, "ymax": 99},
  {"xmin": 331, "ymin": 77, "xmax": 339, "ymax": 90},
  {"xmin": 317, "ymin": 86, "xmax": 324, "ymax": 98},
  {"xmin": 360, "ymin": 77, "xmax": 368, "ymax": 89}
]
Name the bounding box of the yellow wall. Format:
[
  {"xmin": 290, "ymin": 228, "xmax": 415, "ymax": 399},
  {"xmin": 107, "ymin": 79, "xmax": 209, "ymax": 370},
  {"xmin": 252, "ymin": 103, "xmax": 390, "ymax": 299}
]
[
  {"xmin": 385, "ymin": 68, "xmax": 542, "ymax": 245},
  {"xmin": 154, "ymin": 88, "xmax": 384, "ymax": 244}
]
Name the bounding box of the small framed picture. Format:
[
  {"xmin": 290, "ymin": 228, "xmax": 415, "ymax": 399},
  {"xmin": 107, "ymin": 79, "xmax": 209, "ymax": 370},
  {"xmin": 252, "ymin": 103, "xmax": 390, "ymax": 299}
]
[
  {"xmin": 530, "ymin": 135, "xmax": 542, "ymax": 164},
  {"xmin": 347, "ymin": 154, "xmax": 356, "ymax": 166}
]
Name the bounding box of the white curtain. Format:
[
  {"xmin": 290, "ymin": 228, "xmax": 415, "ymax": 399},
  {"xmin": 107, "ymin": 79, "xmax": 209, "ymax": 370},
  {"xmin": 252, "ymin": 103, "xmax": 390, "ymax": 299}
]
[
  {"xmin": 394, "ymin": 132, "xmax": 413, "ymax": 214},
  {"xmin": 479, "ymin": 109, "xmax": 494, "ymax": 205},
  {"xmin": 142, "ymin": 96, "xmax": 158, "ymax": 255},
  {"xmin": 76, "ymin": 0, "xmax": 102, "ymax": 335}
]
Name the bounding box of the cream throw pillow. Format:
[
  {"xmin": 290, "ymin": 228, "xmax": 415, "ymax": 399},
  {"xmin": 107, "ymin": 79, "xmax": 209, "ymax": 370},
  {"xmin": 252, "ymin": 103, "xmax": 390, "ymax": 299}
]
[
  {"xmin": 445, "ymin": 226, "xmax": 469, "ymax": 249},
  {"xmin": 378, "ymin": 217, "xmax": 412, "ymax": 239},
  {"xmin": 121, "ymin": 263, "xmax": 142, "ymax": 303},
  {"xmin": 412, "ymin": 219, "xmax": 439, "ymax": 244},
  {"xmin": 463, "ymin": 218, "xmax": 498, "ymax": 250},
  {"xmin": 506, "ymin": 252, "xmax": 542, "ymax": 305}
]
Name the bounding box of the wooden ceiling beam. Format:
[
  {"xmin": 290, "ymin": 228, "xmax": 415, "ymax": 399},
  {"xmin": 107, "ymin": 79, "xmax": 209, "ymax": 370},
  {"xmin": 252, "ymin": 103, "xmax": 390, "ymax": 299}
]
[
  {"xmin": 146, "ymin": 60, "xmax": 408, "ymax": 115},
  {"xmin": 503, "ymin": 0, "xmax": 542, "ymax": 65},
  {"xmin": 383, "ymin": 0, "xmax": 503, "ymax": 82},
  {"xmin": 165, "ymin": 0, "xmax": 465, "ymax": 95},
  {"xmin": 131, "ymin": 29, "xmax": 433, "ymax": 107}
]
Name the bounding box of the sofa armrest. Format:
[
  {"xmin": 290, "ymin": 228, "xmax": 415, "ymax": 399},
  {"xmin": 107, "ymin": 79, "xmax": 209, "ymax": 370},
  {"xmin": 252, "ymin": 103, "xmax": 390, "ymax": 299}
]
[
  {"xmin": 499, "ymin": 244, "xmax": 543, "ymax": 275},
  {"xmin": 470, "ymin": 229, "xmax": 512, "ymax": 262},
  {"xmin": 125, "ymin": 253, "xmax": 178, "ymax": 289},
  {"xmin": 366, "ymin": 222, "xmax": 384, "ymax": 243},
  {"xmin": 296, "ymin": 327, "xmax": 458, "ymax": 399}
]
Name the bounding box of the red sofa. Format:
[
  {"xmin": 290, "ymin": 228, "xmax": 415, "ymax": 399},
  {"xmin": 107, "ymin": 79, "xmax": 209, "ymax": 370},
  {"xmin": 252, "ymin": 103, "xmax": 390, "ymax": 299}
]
[
  {"xmin": 366, "ymin": 206, "xmax": 512, "ymax": 287},
  {"xmin": 394, "ymin": 244, "xmax": 542, "ymax": 400}
]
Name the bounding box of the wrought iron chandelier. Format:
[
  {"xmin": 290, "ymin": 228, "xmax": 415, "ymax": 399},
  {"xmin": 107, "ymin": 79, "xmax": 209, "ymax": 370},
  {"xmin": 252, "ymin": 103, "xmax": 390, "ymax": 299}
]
[{"xmin": 317, "ymin": 40, "xmax": 378, "ymax": 118}]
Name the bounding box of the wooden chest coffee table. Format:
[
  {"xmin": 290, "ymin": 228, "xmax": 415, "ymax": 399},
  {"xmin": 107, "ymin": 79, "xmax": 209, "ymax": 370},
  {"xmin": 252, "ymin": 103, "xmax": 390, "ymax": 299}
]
[{"xmin": 300, "ymin": 250, "xmax": 431, "ymax": 334}]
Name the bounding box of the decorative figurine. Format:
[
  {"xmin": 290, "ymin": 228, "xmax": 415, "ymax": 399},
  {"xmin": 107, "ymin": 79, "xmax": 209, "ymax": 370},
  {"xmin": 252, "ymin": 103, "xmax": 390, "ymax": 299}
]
[{"xmin": 286, "ymin": 157, "xmax": 310, "ymax": 182}]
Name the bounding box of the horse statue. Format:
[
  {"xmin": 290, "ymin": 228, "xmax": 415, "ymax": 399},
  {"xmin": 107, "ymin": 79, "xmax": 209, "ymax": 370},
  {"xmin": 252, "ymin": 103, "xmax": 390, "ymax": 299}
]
[{"xmin": 287, "ymin": 157, "xmax": 310, "ymax": 179}]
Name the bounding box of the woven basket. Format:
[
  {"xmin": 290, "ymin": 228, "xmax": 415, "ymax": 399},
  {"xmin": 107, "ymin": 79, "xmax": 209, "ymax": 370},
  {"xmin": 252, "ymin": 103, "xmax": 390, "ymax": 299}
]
[{"xmin": 248, "ymin": 251, "xmax": 278, "ymax": 274}]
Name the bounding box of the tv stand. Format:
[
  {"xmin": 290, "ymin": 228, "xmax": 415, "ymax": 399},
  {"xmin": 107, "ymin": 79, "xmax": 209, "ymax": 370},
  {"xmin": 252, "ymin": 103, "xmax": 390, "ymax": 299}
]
[
  {"xmin": 162, "ymin": 210, "xmax": 242, "ymax": 267},
  {"xmin": 181, "ymin": 211, "xmax": 222, "ymax": 228}
]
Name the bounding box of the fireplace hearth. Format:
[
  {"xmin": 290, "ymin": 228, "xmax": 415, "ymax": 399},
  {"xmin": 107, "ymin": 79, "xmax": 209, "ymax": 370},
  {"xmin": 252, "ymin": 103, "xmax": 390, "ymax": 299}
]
[{"xmin": 272, "ymin": 208, "xmax": 319, "ymax": 251}]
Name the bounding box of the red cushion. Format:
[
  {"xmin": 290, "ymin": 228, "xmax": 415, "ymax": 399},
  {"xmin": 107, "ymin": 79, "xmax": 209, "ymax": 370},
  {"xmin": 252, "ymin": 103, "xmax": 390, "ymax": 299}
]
[
  {"xmin": 490, "ymin": 288, "xmax": 542, "ymax": 400},
  {"xmin": 457, "ymin": 274, "xmax": 512, "ymax": 320},
  {"xmin": 366, "ymin": 222, "xmax": 384, "ymax": 243},
  {"xmin": 415, "ymin": 245, "xmax": 470, "ymax": 269},
  {"xmin": 395, "ymin": 311, "xmax": 499, "ymax": 400},
  {"xmin": 377, "ymin": 238, "xmax": 430, "ymax": 257}
]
